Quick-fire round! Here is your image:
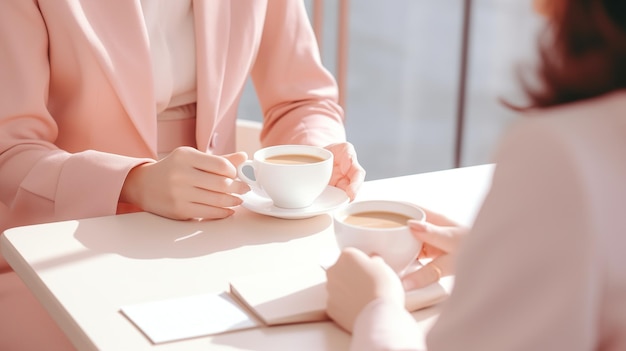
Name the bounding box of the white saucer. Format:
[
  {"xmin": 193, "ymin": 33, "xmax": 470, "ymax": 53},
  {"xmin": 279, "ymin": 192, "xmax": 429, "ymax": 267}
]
[{"xmin": 240, "ymin": 186, "xmax": 349, "ymax": 219}]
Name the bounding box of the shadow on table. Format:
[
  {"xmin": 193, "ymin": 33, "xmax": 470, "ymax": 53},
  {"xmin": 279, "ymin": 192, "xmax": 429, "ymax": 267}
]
[
  {"xmin": 211, "ymin": 321, "xmax": 351, "ymax": 351},
  {"xmin": 73, "ymin": 208, "xmax": 333, "ymax": 260},
  {"xmin": 208, "ymin": 304, "xmax": 442, "ymax": 350}
]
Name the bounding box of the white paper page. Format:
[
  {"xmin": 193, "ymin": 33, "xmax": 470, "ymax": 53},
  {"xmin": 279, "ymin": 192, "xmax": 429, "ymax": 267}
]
[
  {"xmin": 229, "ymin": 265, "xmax": 329, "ymax": 326},
  {"xmin": 120, "ymin": 292, "xmax": 261, "ymax": 344}
]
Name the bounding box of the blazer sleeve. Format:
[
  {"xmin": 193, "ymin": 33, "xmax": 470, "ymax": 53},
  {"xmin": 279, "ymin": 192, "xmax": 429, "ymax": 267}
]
[
  {"xmin": 0, "ymin": 1, "xmax": 151, "ymax": 231},
  {"xmin": 426, "ymin": 119, "xmax": 600, "ymax": 350},
  {"xmin": 251, "ymin": 0, "xmax": 346, "ymax": 147},
  {"xmin": 348, "ymin": 117, "xmax": 601, "ymax": 350}
]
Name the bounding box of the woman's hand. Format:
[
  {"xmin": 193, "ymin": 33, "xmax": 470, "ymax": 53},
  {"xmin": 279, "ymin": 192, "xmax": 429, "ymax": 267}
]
[
  {"xmin": 324, "ymin": 142, "xmax": 366, "ymax": 201},
  {"xmin": 326, "ymin": 247, "xmax": 405, "ymax": 333},
  {"xmin": 401, "ymin": 208, "xmax": 469, "ymax": 291},
  {"xmin": 120, "ymin": 147, "xmax": 250, "ymax": 220}
]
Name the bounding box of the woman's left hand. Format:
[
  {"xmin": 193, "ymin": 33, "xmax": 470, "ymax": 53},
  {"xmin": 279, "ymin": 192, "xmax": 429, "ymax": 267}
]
[
  {"xmin": 326, "ymin": 247, "xmax": 405, "ymax": 333},
  {"xmin": 401, "ymin": 218, "xmax": 468, "ymax": 291},
  {"xmin": 325, "ymin": 142, "xmax": 366, "ymax": 201}
]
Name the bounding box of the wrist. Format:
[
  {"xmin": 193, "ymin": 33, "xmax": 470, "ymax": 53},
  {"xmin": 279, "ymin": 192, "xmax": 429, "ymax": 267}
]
[{"xmin": 119, "ymin": 163, "xmax": 150, "ymax": 205}]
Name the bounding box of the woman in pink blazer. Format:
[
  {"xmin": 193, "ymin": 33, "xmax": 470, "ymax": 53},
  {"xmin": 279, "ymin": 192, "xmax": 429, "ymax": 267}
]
[
  {"xmin": 326, "ymin": 0, "xmax": 626, "ymax": 350},
  {"xmin": 0, "ymin": 1, "xmax": 364, "ymax": 349},
  {"xmin": 0, "ymin": 0, "xmax": 364, "ymax": 231}
]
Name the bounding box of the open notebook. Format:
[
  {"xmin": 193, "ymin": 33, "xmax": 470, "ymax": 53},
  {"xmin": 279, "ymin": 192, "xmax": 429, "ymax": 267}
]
[
  {"xmin": 229, "ymin": 264, "xmax": 448, "ymax": 326},
  {"xmin": 121, "ymin": 264, "xmax": 448, "ymax": 344}
]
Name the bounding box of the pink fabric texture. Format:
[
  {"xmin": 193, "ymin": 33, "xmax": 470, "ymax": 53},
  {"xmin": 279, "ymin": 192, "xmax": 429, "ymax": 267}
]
[
  {"xmin": 351, "ymin": 92, "xmax": 626, "ymax": 350},
  {"xmin": 0, "ymin": 1, "xmax": 345, "ymax": 349},
  {"xmin": 0, "ymin": 0, "xmax": 345, "ymax": 233}
]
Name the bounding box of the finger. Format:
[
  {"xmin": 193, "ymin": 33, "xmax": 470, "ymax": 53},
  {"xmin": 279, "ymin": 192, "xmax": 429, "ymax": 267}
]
[
  {"xmin": 337, "ymin": 145, "xmax": 355, "ymax": 175},
  {"xmin": 190, "ymin": 187, "xmax": 245, "ymax": 208},
  {"xmin": 327, "ymin": 142, "xmax": 355, "ymax": 176},
  {"xmin": 164, "ymin": 184, "xmax": 244, "ymax": 215},
  {"xmin": 153, "ymin": 196, "xmax": 236, "ymax": 221},
  {"xmin": 328, "ymin": 146, "xmax": 365, "ymax": 201},
  {"xmin": 223, "ymin": 151, "xmax": 248, "ymax": 168},
  {"xmin": 336, "ymin": 143, "xmax": 361, "ymax": 176},
  {"xmin": 327, "ymin": 247, "xmax": 366, "ymax": 279},
  {"xmin": 345, "ymin": 164, "xmax": 366, "ymax": 200},
  {"xmin": 418, "ymin": 243, "xmax": 445, "ymax": 259},
  {"xmin": 369, "ymin": 253, "xmax": 386, "ymax": 265},
  {"xmin": 342, "ymin": 247, "xmax": 376, "ymax": 272},
  {"xmin": 418, "ymin": 207, "xmax": 460, "ymax": 227},
  {"xmin": 408, "ymin": 220, "xmax": 461, "ymax": 253},
  {"xmin": 332, "ymin": 177, "xmax": 355, "ymax": 201},
  {"xmin": 191, "ymin": 152, "xmax": 241, "ymax": 178},
  {"xmin": 401, "ymin": 255, "xmax": 452, "ymax": 291},
  {"xmin": 334, "ymin": 177, "xmax": 350, "ymax": 190},
  {"xmin": 165, "ymin": 147, "xmax": 234, "ymax": 175},
  {"xmin": 338, "ymin": 156, "xmax": 365, "ymax": 187},
  {"xmin": 401, "ymin": 264, "xmax": 440, "ymax": 291},
  {"xmin": 341, "ymin": 247, "xmax": 370, "ymax": 265},
  {"xmin": 182, "ymin": 202, "xmax": 236, "ymax": 220},
  {"xmin": 325, "ymin": 142, "xmax": 348, "ymax": 161},
  {"xmin": 191, "ymin": 168, "xmax": 250, "ymax": 195}
]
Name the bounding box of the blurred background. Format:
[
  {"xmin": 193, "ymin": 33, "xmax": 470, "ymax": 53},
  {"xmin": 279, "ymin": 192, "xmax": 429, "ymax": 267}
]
[{"xmin": 239, "ymin": 0, "xmax": 544, "ymax": 180}]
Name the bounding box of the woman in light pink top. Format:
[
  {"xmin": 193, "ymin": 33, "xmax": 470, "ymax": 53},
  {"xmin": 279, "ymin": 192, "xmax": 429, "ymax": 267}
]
[
  {"xmin": 0, "ymin": 1, "xmax": 365, "ymax": 349},
  {"xmin": 326, "ymin": 0, "xmax": 626, "ymax": 350}
]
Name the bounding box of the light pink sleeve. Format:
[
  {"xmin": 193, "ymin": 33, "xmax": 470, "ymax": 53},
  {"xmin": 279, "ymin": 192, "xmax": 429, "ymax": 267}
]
[
  {"xmin": 251, "ymin": 0, "xmax": 346, "ymax": 147},
  {"xmin": 426, "ymin": 119, "xmax": 600, "ymax": 350},
  {"xmin": 0, "ymin": 2, "xmax": 151, "ymax": 231},
  {"xmin": 351, "ymin": 298, "xmax": 424, "ymax": 351},
  {"xmin": 349, "ymin": 114, "xmax": 605, "ymax": 350}
]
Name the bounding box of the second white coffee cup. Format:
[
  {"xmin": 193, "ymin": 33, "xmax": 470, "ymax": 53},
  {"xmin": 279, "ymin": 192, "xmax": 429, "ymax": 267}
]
[
  {"xmin": 237, "ymin": 145, "xmax": 333, "ymax": 209},
  {"xmin": 333, "ymin": 200, "xmax": 426, "ymax": 275}
]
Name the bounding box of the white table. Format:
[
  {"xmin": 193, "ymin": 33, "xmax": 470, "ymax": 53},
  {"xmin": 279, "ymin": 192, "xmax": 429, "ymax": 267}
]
[{"xmin": 1, "ymin": 164, "xmax": 494, "ymax": 350}]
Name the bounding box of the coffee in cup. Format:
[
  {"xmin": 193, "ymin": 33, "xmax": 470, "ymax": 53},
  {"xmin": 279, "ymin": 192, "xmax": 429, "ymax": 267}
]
[
  {"xmin": 342, "ymin": 211, "xmax": 413, "ymax": 229},
  {"xmin": 264, "ymin": 154, "xmax": 326, "ymax": 165},
  {"xmin": 333, "ymin": 200, "xmax": 426, "ymax": 274},
  {"xmin": 237, "ymin": 145, "xmax": 333, "ymax": 209}
]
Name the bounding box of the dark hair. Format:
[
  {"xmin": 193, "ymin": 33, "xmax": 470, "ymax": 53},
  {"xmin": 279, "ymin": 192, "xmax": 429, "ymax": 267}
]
[{"xmin": 519, "ymin": 0, "xmax": 626, "ymax": 109}]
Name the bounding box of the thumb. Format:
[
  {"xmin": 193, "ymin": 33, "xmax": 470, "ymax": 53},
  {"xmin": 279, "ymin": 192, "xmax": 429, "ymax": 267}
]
[
  {"xmin": 223, "ymin": 151, "xmax": 248, "ymax": 168},
  {"xmin": 401, "ymin": 255, "xmax": 452, "ymax": 291}
]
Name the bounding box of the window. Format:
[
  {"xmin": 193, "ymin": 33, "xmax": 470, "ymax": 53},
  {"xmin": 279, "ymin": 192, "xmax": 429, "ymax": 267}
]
[{"xmin": 240, "ymin": 0, "xmax": 542, "ymax": 180}]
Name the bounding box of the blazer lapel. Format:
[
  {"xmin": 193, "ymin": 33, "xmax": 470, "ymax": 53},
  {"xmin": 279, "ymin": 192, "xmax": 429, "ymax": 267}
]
[
  {"xmin": 192, "ymin": 0, "xmax": 231, "ymax": 152},
  {"xmin": 79, "ymin": 0, "xmax": 157, "ymax": 155}
]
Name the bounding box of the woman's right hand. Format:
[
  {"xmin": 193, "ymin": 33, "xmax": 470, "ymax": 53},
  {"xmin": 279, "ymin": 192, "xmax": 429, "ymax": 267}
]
[
  {"xmin": 120, "ymin": 147, "xmax": 251, "ymax": 220},
  {"xmin": 326, "ymin": 247, "xmax": 405, "ymax": 333},
  {"xmin": 401, "ymin": 208, "xmax": 469, "ymax": 291}
]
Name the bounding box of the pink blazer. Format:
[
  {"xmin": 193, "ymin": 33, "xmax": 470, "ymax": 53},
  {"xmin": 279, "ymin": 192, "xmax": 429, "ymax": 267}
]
[
  {"xmin": 0, "ymin": 0, "xmax": 345, "ymax": 233},
  {"xmin": 350, "ymin": 92, "xmax": 626, "ymax": 350}
]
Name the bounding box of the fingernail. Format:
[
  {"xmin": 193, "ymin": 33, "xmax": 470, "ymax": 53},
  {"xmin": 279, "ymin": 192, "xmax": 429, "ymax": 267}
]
[{"xmin": 240, "ymin": 183, "xmax": 251, "ymax": 193}]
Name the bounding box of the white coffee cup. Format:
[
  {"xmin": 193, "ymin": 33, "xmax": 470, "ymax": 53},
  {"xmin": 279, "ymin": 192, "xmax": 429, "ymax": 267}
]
[
  {"xmin": 237, "ymin": 145, "xmax": 333, "ymax": 209},
  {"xmin": 333, "ymin": 200, "xmax": 426, "ymax": 275}
]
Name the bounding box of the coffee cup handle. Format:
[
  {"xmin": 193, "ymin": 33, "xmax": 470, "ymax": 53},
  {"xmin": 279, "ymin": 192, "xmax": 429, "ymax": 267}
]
[{"xmin": 237, "ymin": 160, "xmax": 260, "ymax": 190}]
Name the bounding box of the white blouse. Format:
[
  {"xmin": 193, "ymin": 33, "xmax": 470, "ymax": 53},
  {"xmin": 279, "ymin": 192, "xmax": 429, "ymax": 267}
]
[
  {"xmin": 140, "ymin": 0, "xmax": 198, "ymax": 157},
  {"xmin": 140, "ymin": 0, "xmax": 197, "ymax": 116}
]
